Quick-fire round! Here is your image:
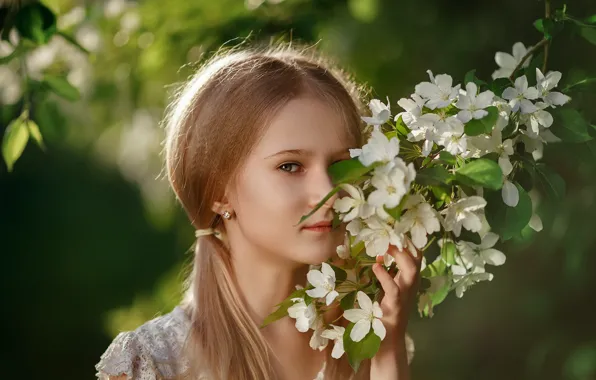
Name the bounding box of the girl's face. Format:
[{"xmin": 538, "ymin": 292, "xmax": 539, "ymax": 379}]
[{"xmin": 227, "ymin": 96, "xmax": 356, "ymax": 266}]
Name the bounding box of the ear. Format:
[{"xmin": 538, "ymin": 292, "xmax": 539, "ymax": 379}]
[{"xmin": 211, "ymin": 200, "xmax": 232, "ymax": 214}]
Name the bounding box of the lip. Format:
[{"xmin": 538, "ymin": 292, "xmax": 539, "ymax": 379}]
[{"xmin": 304, "ymin": 220, "xmax": 333, "ymax": 229}]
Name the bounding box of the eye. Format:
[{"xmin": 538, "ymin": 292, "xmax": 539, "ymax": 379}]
[{"xmin": 278, "ymin": 162, "xmax": 302, "ymax": 174}]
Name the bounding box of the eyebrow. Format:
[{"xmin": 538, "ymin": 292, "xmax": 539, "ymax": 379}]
[{"xmin": 265, "ymin": 148, "xmax": 351, "ymax": 159}]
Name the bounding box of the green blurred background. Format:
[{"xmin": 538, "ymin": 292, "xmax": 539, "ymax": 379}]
[{"xmin": 1, "ymin": 0, "xmax": 595, "ymax": 379}]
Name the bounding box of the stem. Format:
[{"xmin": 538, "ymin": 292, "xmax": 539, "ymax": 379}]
[
  {"xmin": 419, "ymin": 147, "xmax": 444, "ymax": 170},
  {"xmin": 508, "ymin": 38, "xmax": 549, "ymax": 81},
  {"xmin": 542, "ymin": 0, "xmax": 551, "ymax": 73}
]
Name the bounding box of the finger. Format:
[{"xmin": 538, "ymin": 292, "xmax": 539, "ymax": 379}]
[
  {"xmin": 372, "ymin": 263, "xmax": 400, "ymax": 301},
  {"xmin": 387, "ymin": 245, "xmax": 419, "ymax": 289},
  {"xmin": 376, "ymin": 255, "xmax": 384, "ymax": 265}
]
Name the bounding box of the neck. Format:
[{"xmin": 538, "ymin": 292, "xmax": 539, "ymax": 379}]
[{"xmin": 231, "ymin": 245, "xmax": 308, "ymax": 324}]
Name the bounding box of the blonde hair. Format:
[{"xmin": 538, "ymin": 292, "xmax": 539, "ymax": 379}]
[{"xmin": 163, "ymin": 42, "xmax": 370, "ymax": 380}]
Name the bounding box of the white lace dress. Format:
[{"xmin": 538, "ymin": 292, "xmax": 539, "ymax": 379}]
[{"xmin": 95, "ymin": 305, "xmax": 327, "ymax": 380}]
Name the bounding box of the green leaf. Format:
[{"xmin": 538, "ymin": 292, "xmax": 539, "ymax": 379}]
[
  {"xmin": 340, "ymin": 291, "xmax": 357, "ymax": 311},
  {"xmin": 464, "ymin": 69, "xmax": 487, "ymax": 87},
  {"xmin": 26, "ymin": 119, "xmax": 45, "ymax": 150},
  {"xmin": 438, "ymin": 151, "xmax": 456, "ymax": 165},
  {"xmin": 394, "ymin": 115, "xmax": 411, "ymax": 138},
  {"xmin": 464, "ymin": 106, "xmax": 499, "ymax": 136},
  {"xmin": 328, "ymin": 157, "xmax": 374, "ymax": 185},
  {"xmin": 580, "ymin": 26, "xmax": 596, "ymax": 46},
  {"xmin": 490, "ymin": 78, "xmax": 513, "ymax": 97},
  {"xmin": 421, "ymin": 257, "xmax": 447, "ymax": 277},
  {"xmin": 458, "ymin": 228, "xmax": 482, "ymax": 245},
  {"xmin": 328, "ymin": 263, "xmax": 347, "ymax": 283},
  {"xmin": 485, "ymin": 183, "xmax": 532, "ymax": 241},
  {"xmin": 534, "ymin": 164, "xmax": 566, "ymax": 201},
  {"xmin": 455, "ymin": 158, "xmax": 503, "ymax": 190},
  {"xmin": 534, "ymin": 18, "xmax": 544, "ymax": 33},
  {"xmin": 43, "ymin": 75, "xmax": 81, "ymax": 101},
  {"xmin": 552, "ymin": 109, "xmax": 593, "ymax": 143},
  {"xmin": 261, "ymin": 288, "xmax": 306, "ymax": 328},
  {"xmin": 14, "ymin": 3, "xmax": 57, "ymax": 45},
  {"xmin": 542, "ymin": 19, "xmax": 564, "ymax": 40},
  {"xmin": 2, "ymin": 115, "xmax": 30, "ymax": 172},
  {"xmin": 343, "ymin": 323, "xmax": 382, "ymax": 372},
  {"xmin": 350, "ymin": 240, "xmax": 365, "ymax": 258},
  {"xmin": 416, "ymin": 166, "xmax": 454, "ymax": 186},
  {"xmin": 440, "ymin": 241, "xmax": 457, "ymax": 265}
]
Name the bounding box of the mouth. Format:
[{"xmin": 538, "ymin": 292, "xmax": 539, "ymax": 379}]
[
  {"xmin": 303, "ymin": 225, "xmax": 333, "ymax": 232},
  {"xmin": 303, "ymin": 220, "xmax": 333, "ymax": 232}
]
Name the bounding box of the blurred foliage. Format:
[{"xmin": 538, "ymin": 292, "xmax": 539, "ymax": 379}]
[{"xmin": 1, "ymin": 0, "xmax": 595, "ymax": 379}]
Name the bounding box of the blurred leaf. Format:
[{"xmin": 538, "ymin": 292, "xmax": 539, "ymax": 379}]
[
  {"xmin": 347, "ymin": 0, "xmax": 379, "ymax": 23},
  {"xmin": 438, "ymin": 151, "xmax": 456, "ymax": 165},
  {"xmin": 534, "ymin": 163, "xmax": 566, "ymax": 201},
  {"xmin": 27, "ymin": 119, "xmax": 45, "ymax": 150},
  {"xmin": 485, "ymin": 183, "xmax": 532, "ymax": 241},
  {"xmin": 455, "ymin": 158, "xmax": 503, "ymax": 190},
  {"xmin": 459, "ymin": 229, "xmax": 482, "ymax": 245},
  {"xmin": 261, "ymin": 288, "xmax": 306, "ymax": 328},
  {"xmin": 340, "ymin": 291, "xmax": 357, "ymax": 311},
  {"xmin": 464, "ymin": 106, "xmax": 499, "ymax": 136},
  {"xmin": 416, "ymin": 166, "xmax": 454, "ymax": 186},
  {"xmin": 329, "ymin": 263, "xmax": 347, "ymax": 283},
  {"xmin": 343, "ymin": 322, "xmax": 382, "ymax": 372},
  {"xmin": 43, "ymin": 75, "xmax": 80, "ymax": 101},
  {"xmin": 440, "ymin": 241, "xmax": 457, "ymax": 265},
  {"xmin": 329, "ymin": 157, "xmax": 374, "ymax": 185},
  {"xmin": 579, "ymin": 26, "xmax": 596, "ymax": 46},
  {"xmin": 14, "ymin": 2, "xmax": 57, "ymax": 44},
  {"xmin": 2, "ymin": 114, "xmax": 30, "ymax": 172},
  {"xmin": 552, "ymin": 109, "xmax": 593, "ymax": 143},
  {"xmin": 490, "ymin": 78, "xmax": 514, "ymax": 97}
]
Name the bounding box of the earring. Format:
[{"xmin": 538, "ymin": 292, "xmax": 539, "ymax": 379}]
[{"xmin": 222, "ymin": 210, "xmax": 232, "ymax": 219}]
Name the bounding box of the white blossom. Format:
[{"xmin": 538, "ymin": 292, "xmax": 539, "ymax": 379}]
[
  {"xmin": 309, "ymin": 318, "xmax": 329, "ymax": 351},
  {"xmin": 361, "ymin": 97, "xmax": 392, "ymax": 126},
  {"xmin": 451, "ymin": 264, "xmax": 493, "ymax": 298},
  {"xmin": 535, "ymin": 68, "xmax": 571, "ymax": 107},
  {"xmin": 502, "ymin": 179, "xmax": 519, "ymax": 207},
  {"xmin": 415, "ymin": 70, "xmax": 461, "ymax": 110},
  {"xmin": 492, "ymin": 42, "xmax": 531, "ymax": 79},
  {"xmin": 395, "ymin": 94, "xmax": 425, "ymax": 126},
  {"xmin": 502, "ymin": 75, "xmax": 540, "ymax": 114},
  {"xmin": 356, "ymin": 215, "xmax": 406, "ymax": 257},
  {"xmin": 336, "ymin": 233, "xmax": 351, "ymax": 259},
  {"xmin": 306, "ymin": 263, "xmax": 339, "ymax": 306},
  {"xmin": 333, "ymin": 183, "xmax": 375, "ymax": 222},
  {"xmin": 394, "ymin": 195, "xmax": 441, "ymax": 249},
  {"xmin": 455, "ymin": 232, "xmax": 506, "ymax": 272},
  {"xmin": 440, "ymin": 196, "xmax": 487, "ymax": 237},
  {"xmin": 437, "ymin": 120, "xmax": 468, "ymax": 155},
  {"xmin": 455, "ymin": 82, "xmax": 495, "ymax": 123},
  {"xmin": 368, "ymin": 159, "xmax": 416, "ymax": 209},
  {"xmin": 321, "ymin": 325, "xmax": 346, "ymax": 358},
  {"xmin": 288, "ymin": 298, "xmax": 316, "ymax": 332},
  {"xmin": 343, "ymin": 291, "xmax": 386, "ymax": 342},
  {"xmin": 350, "ymin": 129, "xmax": 400, "ymax": 167}
]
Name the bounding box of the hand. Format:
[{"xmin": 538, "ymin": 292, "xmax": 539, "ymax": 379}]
[{"xmin": 370, "ymin": 240, "xmax": 422, "ymax": 380}]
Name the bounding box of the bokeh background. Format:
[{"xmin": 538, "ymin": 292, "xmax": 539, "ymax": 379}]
[{"xmin": 1, "ymin": 0, "xmax": 595, "ymax": 379}]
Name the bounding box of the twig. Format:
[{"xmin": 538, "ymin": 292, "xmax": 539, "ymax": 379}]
[
  {"xmin": 508, "ymin": 38, "xmax": 549, "ymax": 81},
  {"xmin": 543, "ymin": 0, "xmax": 552, "ymax": 73}
]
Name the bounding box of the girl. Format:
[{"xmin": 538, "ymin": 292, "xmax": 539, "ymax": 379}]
[{"xmin": 96, "ymin": 43, "xmax": 420, "ymax": 380}]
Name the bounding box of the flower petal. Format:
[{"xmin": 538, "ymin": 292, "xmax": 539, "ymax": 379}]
[
  {"xmin": 481, "ymin": 248, "xmax": 506, "ymax": 266},
  {"xmin": 307, "ymin": 270, "xmax": 326, "ymax": 288},
  {"xmin": 350, "ymin": 319, "xmax": 371, "ymax": 342},
  {"xmin": 343, "ymin": 309, "xmax": 368, "ymax": 323},
  {"xmin": 372, "ymin": 318, "xmax": 386, "ymax": 341},
  {"xmin": 502, "ymin": 180, "xmax": 519, "ymax": 207},
  {"xmin": 356, "ymin": 291, "xmax": 373, "ymax": 312}
]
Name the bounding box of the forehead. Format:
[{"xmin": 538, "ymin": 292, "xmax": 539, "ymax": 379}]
[{"xmin": 254, "ymin": 96, "xmax": 355, "ymax": 158}]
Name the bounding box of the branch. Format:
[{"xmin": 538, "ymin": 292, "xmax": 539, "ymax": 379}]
[
  {"xmin": 543, "ymin": 0, "xmax": 552, "ymax": 73},
  {"xmin": 508, "ymin": 38, "xmax": 549, "ymax": 81}
]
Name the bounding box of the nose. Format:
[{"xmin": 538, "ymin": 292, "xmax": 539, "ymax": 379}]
[{"xmin": 307, "ymin": 166, "xmax": 340, "ymax": 212}]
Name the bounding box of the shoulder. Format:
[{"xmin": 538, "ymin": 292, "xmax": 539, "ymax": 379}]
[{"xmin": 95, "ymin": 306, "xmax": 191, "ymax": 380}]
